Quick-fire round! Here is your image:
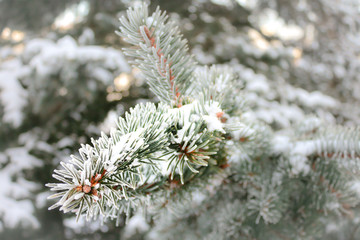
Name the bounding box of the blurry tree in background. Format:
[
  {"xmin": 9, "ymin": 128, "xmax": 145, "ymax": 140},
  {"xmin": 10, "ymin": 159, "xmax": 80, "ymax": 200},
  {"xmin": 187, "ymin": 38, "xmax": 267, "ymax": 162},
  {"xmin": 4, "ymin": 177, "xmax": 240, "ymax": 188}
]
[{"xmin": 0, "ymin": 0, "xmax": 359, "ymax": 239}]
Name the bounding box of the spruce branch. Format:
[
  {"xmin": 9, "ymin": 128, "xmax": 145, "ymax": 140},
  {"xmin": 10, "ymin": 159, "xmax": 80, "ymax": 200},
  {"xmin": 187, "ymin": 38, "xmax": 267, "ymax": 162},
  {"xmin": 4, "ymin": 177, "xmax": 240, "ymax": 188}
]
[
  {"xmin": 117, "ymin": 4, "xmax": 196, "ymax": 106},
  {"xmin": 47, "ymin": 99, "xmax": 229, "ymax": 221},
  {"xmin": 46, "ymin": 103, "xmax": 171, "ymax": 220},
  {"xmin": 45, "ymin": 4, "xmax": 360, "ymax": 237}
]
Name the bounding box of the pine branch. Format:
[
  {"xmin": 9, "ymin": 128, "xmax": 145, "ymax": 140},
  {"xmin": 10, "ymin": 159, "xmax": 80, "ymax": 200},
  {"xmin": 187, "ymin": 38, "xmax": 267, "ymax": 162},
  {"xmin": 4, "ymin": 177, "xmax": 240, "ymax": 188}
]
[
  {"xmin": 47, "ymin": 99, "xmax": 228, "ymax": 221},
  {"xmin": 45, "ymin": 4, "xmax": 360, "ymax": 237},
  {"xmin": 117, "ymin": 3, "xmax": 196, "ymax": 106},
  {"xmin": 46, "ymin": 103, "xmax": 169, "ymax": 220}
]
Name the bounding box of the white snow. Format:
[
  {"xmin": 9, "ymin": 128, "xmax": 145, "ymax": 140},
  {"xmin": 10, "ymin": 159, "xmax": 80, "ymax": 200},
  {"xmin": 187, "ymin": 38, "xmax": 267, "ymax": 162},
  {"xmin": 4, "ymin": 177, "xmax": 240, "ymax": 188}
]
[
  {"xmin": 0, "ymin": 198, "xmax": 40, "ymax": 229},
  {"xmin": 0, "ymin": 147, "xmax": 42, "ymax": 229},
  {"xmin": 350, "ymin": 181, "xmax": 360, "ymax": 197},
  {"xmin": 291, "ymin": 141, "xmax": 318, "ymax": 156},
  {"xmin": 99, "ymin": 110, "xmax": 119, "ymax": 133},
  {"xmin": 0, "ymin": 59, "xmax": 28, "ymax": 127},
  {"xmin": 203, "ymin": 115, "xmax": 224, "ymax": 133},
  {"xmin": 168, "ymin": 100, "xmax": 198, "ymax": 124},
  {"xmin": 109, "ymin": 128, "xmax": 145, "ymax": 170},
  {"xmin": 191, "ymin": 191, "xmax": 207, "ymax": 205},
  {"xmin": 63, "ymin": 217, "xmax": 107, "ymax": 234},
  {"xmin": 285, "ymin": 86, "xmax": 339, "ymax": 108},
  {"xmin": 254, "ymin": 103, "xmax": 305, "ymax": 128},
  {"xmin": 231, "ymin": 122, "xmax": 256, "ymax": 141},
  {"xmin": 35, "ymin": 141, "xmax": 54, "ymax": 153},
  {"xmin": 23, "ymin": 36, "xmax": 130, "ymax": 81},
  {"xmin": 289, "ymin": 155, "xmax": 310, "ymax": 175},
  {"xmin": 170, "ymin": 100, "xmax": 226, "ymax": 133},
  {"xmin": 78, "ymin": 28, "xmax": 95, "ymax": 45},
  {"xmin": 203, "ymin": 101, "xmax": 225, "ymax": 133},
  {"xmin": 157, "ymin": 156, "xmax": 172, "ymax": 176},
  {"xmin": 272, "ymin": 135, "xmax": 291, "ymax": 154},
  {"xmin": 35, "ymin": 191, "xmax": 51, "ymax": 209},
  {"xmin": 0, "ymin": 35, "xmax": 130, "ymax": 129},
  {"xmin": 57, "ymin": 137, "xmax": 75, "ymax": 148},
  {"xmin": 146, "ymin": 17, "xmax": 155, "ymax": 27},
  {"xmin": 228, "ymin": 144, "xmax": 251, "ymax": 163},
  {"xmin": 124, "ymin": 213, "xmax": 149, "ymax": 238},
  {"xmin": 246, "ymin": 74, "xmax": 270, "ymax": 93}
]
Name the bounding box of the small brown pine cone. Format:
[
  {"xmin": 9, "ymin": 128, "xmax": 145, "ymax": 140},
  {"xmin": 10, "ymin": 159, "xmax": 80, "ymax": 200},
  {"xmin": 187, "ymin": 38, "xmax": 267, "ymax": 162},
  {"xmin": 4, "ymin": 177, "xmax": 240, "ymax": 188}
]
[
  {"xmin": 83, "ymin": 185, "xmax": 91, "ymax": 193},
  {"xmin": 91, "ymin": 188, "xmax": 98, "ymax": 196}
]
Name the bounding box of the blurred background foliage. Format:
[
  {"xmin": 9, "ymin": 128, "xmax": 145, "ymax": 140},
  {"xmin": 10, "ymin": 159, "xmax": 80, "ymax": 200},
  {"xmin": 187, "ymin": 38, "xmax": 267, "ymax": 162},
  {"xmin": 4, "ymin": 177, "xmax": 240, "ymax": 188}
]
[{"xmin": 0, "ymin": 0, "xmax": 359, "ymax": 239}]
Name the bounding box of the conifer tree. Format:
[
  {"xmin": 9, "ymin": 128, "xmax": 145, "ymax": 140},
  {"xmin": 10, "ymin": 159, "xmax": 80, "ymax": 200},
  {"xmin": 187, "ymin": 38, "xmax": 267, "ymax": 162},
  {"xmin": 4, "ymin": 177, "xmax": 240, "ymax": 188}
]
[{"xmin": 47, "ymin": 4, "xmax": 360, "ymax": 239}]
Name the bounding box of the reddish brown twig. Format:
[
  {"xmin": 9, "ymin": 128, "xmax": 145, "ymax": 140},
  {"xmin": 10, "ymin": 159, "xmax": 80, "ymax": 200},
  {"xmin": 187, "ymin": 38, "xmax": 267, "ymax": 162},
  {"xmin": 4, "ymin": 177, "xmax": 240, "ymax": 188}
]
[{"xmin": 143, "ymin": 26, "xmax": 181, "ymax": 107}]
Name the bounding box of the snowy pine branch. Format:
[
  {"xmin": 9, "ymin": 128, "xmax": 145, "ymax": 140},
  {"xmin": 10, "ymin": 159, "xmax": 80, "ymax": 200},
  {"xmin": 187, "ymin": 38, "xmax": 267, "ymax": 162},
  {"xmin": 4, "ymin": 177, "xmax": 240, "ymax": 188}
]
[
  {"xmin": 117, "ymin": 4, "xmax": 196, "ymax": 106},
  {"xmin": 46, "ymin": 3, "xmax": 360, "ymax": 238},
  {"xmin": 47, "ymin": 99, "xmax": 229, "ymax": 221}
]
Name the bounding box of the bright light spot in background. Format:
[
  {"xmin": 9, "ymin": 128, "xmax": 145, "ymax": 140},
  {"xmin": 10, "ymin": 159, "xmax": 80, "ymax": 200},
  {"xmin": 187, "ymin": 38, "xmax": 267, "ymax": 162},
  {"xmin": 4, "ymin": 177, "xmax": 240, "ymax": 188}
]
[
  {"xmin": 58, "ymin": 87, "xmax": 68, "ymax": 96},
  {"xmin": 1, "ymin": 28, "xmax": 11, "ymax": 40},
  {"xmin": 236, "ymin": 0, "xmax": 257, "ymax": 9},
  {"xmin": 248, "ymin": 29, "xmax": 270, "ymax": 51},
  {"xmin": 210, "ymin": 0, "xmax": 233, "ymax": 7},
  {"xmin": 304, "ymin": 24, "xmax": 315, "ymax": 47},
  {"xmin": 54, "ymin": 10, "xmax": 76, "ymax": 30},
  {"xmin": 1, "ymin": 28, "xmax": 25, "ymax": 42},
  {"xmin": 106, "ymin": 73, "xmax": 133, "ymax": 102},
  {"xmin": 53, "ymin": 1, "xmax": 89, "ymax": 30},
  {"xmin": 106, "ymin": 93, "xmax": 123, "ymax": 102},
  {"xmin": 292, "ymin": 48, "xmax": 303, "ymax": 65},
  {"xmin": 258, "ymin": 9, "xmax": 304, "ymax": 41},
  {"xmin": 11, "ymin": 31, "xmax": 25, "ymax": 42},
  {"xmin": 114, "ymin": 73, "xmax": 132, "ymax": 92}
]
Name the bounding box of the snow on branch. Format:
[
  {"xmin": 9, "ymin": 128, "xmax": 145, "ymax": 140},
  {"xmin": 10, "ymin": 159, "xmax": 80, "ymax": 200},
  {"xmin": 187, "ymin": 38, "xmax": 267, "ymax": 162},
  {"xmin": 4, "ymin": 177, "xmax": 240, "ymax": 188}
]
[
  {"xmin": 47, "ymin": 100, "xmax": 229, "ymax": 221},
  {"xmin": 117, "ymin": 4, "xmax": 196, "ymax": 106}
]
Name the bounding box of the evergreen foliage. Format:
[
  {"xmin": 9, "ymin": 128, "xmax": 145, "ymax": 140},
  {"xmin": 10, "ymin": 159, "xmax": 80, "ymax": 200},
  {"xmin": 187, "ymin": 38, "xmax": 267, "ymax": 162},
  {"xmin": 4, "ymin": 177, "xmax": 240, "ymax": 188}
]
[{"xmin": 46, "ymin": 4, "xmax": 360, "ymax": 239}]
